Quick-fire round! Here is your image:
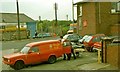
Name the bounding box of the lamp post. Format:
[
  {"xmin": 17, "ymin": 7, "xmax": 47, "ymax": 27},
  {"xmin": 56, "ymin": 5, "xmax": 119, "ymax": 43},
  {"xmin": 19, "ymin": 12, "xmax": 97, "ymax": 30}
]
[{"xmin": 16, "ymin": 0, "xmax": 21, "ymax": 40}]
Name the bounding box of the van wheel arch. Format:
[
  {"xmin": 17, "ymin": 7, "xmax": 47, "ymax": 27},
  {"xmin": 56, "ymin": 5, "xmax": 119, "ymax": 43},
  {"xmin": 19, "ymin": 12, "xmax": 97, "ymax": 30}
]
[
  {"xmin": 48, "ymin": 55, "xmax": 56, "ymax": 64},
  {"xmin": 13, "ymin": 60, "xmax": 25, "ymax": 70}
]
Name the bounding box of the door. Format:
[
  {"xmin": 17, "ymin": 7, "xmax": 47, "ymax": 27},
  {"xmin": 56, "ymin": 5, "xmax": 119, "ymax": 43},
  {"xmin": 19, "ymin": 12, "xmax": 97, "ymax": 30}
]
[
  {"xmin": 26, "ymin": 22, "xmax": 36, "ymax": 38},
  {"xmin": 26, "ymin": 46, "xmax": 42, "ymax": 64}
]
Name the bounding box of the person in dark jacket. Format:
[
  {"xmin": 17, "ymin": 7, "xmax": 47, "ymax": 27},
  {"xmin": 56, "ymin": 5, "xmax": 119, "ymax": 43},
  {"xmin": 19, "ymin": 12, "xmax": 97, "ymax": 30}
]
[
  {"xmin": 35, "ymin": 30, "xmax": 38, "ymax": 38},
  {"xmin": 71, "ymin": 46, "xmax": 76, "ymax": 59},
  {"xmin": 27, "ymin": 30, "xmax": 30, "ymax": 39},
  {"xmin": 64, "ymin": 41, "xmax": 76, "ymax": 60},
  {"xmin": 59, "ymin": 36, "xmax": 71, "ymax": 60}
]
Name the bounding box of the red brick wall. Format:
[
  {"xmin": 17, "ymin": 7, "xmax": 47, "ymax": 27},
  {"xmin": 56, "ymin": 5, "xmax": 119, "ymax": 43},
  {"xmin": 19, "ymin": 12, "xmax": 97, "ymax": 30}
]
[
  {"xmin": 107, "ymin": 44, "xmax": 120, "ymax": 69},
  {"xmin": 79, "ymin": 2, "xmax": 96, "ymax": 36},
  {"xmin": 77, "ymin": 2, "xmax": 119, "ymax": 36},
  {"xmin": 110, "ymin": 24, "xmax": 120, "ymax": 36},
  {"xmin": 98, "ymin": 2, "xmax": 119, "ymax": 35},
  {"xmin": 96, "ymin": 2, "xmax": 111, "ymax": 34}
]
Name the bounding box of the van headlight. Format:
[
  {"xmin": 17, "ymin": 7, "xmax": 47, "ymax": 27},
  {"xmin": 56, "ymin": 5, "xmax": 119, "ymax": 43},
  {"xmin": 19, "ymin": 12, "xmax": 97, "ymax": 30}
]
[
  {"xmin": 3, "ymin": 57, "xmax": 9, "ymax": 62},
  {"xmin": 8, "ymin": 59, "xmax": 10, "ymax": 62}
]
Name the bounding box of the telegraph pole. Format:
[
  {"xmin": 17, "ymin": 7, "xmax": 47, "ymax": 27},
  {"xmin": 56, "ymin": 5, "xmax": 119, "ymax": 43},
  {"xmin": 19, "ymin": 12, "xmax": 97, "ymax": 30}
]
[
  {"xmin": 16, "ymin": 0, "xmax": 21, "ymax": 40},
  {"xmin": 39, "ymin": 16, "xmax": 41, "ymax": 21},
  {"xmin": 54, "ymin": 3, "xmax": 58, "ymax": 34},
  {"xmin": 66, "ymin": 15, "xmax": 68, "ymax": 21}
]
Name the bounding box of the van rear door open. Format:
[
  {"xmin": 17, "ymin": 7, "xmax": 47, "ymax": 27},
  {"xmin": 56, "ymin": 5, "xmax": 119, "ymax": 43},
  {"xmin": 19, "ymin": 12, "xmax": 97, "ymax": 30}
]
[{"xmin": 63, "ymin": 41, "xmax": 71, "ymax": 54}]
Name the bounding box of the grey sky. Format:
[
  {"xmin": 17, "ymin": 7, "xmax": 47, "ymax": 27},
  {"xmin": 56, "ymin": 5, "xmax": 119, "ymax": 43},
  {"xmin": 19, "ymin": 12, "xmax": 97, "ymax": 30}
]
[{"xmin": 1, "ymin": 0, "xmax": 82, "ymax": 20}]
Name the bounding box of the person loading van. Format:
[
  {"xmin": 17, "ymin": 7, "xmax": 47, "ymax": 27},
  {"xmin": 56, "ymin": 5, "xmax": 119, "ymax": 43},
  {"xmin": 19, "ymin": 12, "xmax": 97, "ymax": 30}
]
[
  {"xmin": 59, "ymin": 36, "xmax": 71, "ymax": 60},
  {"xmin": 71, "ymin": 43, "xmax": 76, "ymax": 59},
  {"xmin": 63, "ymin": 40, "xmax": 76, "ymax": 60}
]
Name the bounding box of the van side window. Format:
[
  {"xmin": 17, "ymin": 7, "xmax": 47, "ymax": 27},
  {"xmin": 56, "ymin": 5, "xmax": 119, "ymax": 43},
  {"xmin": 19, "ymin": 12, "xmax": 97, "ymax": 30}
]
[
  {"xmin": 92, "ymin": 37, "xmax": 101, "ymax": 42},
  {"xmin": 30, "ymin": 47, "xmax": 39, "ymax": 52}
]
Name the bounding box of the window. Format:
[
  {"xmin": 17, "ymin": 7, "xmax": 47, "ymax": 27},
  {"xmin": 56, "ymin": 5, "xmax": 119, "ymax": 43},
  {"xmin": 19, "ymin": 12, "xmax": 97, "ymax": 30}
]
[
  {"xmin": 30, "ymin": 47, "xmax": 39, "ymax": 52},
  {"xmin": 84, "ymin": 36, "xmax": 92, "ymax": 43},
  {"xmin": 73, "ymin": 34, "xmax": 79, "ymax": 40},
  {"xmin": 20, "ymin": 46, "xmax": 30, "ymax": 54},
  {"xmin": 79, "ymin": 6, "xmax": 82, "ymax": 17},
  {"xmin": 117, "ymin": 2, "xmax": 120, "ymax": 12},
  {"xmin": 92, "ymin": 37, "xmax": 101, "ymax": 42},
  {"xmin": 111, "ymin": 2, "xmax": 120, "ymax": 13},
  {"xmin": 0, "ymin": 25, "xmax": 5, "ymax": 29},
  {"xmin": 69, "ymin": 26, "xmax": 77, "ymax": 30}
]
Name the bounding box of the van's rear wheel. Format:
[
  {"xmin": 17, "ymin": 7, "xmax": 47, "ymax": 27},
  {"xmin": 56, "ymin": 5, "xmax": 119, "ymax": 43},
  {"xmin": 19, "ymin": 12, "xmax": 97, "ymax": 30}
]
[
  {"xmin": 14, "ymin": 61, "xmax": 24, "ymax": 70},
  {"xmin": 48, "ymin": 56, "xmax": 56, "ymax": 64}
]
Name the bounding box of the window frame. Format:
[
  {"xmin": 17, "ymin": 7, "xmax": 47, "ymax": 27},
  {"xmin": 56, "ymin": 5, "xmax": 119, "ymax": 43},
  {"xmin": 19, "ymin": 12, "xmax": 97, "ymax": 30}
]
[
  {"xmin": 29, "ymin": 46, "xmax": 39, "ymax": 53},
  {"xmin": 116, "ymin": 2, "xmax": 120, "ymax": 12},
  {"xmin": 111, "ymin": 2, "xmax": 120, "ymax": 14}
]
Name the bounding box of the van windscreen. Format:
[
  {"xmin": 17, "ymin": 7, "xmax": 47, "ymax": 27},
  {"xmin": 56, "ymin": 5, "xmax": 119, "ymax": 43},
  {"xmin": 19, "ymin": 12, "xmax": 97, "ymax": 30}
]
[{"xmin": 20, "ymin": 46, "xmax": 30, "ymax": 54}]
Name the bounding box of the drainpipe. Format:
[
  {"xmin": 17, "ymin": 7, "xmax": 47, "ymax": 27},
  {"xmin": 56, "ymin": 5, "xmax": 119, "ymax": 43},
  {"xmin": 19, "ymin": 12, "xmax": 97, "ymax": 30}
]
[{"xmin": 98, "ymin": 2, "xmax": 101, "ymax": 24}]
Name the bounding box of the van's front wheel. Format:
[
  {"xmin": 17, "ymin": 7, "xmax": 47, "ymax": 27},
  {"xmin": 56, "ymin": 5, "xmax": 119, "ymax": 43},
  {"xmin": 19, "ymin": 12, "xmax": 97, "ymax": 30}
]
[
  {"xmin": 14, "ymin": 61, "xmax": 24, "ymax": 70},
  {"xmin": 48, "ymin": 56, "xmax": 56, "ymax": 64}
]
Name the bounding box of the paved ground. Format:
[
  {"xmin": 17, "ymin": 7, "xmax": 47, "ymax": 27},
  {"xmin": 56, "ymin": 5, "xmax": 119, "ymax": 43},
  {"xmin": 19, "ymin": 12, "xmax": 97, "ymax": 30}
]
[
  {"xmin": 1, "ymin": 49, "xmax": 119, "ymax": 71},
  {"xmin": 1, "ymin": 37, "xmax": 119, "ymax": 71}
]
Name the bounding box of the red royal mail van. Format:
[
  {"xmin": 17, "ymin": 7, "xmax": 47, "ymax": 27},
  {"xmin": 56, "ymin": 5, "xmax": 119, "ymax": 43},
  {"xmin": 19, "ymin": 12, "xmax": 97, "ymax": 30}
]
[{"xmin": 2, "ymin": 40, "xmax": 71, "ymax": 70}]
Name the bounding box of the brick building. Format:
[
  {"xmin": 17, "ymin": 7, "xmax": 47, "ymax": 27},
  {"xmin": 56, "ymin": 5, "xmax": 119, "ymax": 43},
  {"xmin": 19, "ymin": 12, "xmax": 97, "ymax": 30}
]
[{"xmin": 74, "ymin": 2, "xmax": 120, "ymax": 36}]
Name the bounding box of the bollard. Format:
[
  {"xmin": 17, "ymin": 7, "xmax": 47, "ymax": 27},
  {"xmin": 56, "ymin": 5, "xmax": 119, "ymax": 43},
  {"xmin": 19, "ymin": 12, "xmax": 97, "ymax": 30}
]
[{"xmin": 98, "ymin": 49, "xmax": 101, "ymax": 64}]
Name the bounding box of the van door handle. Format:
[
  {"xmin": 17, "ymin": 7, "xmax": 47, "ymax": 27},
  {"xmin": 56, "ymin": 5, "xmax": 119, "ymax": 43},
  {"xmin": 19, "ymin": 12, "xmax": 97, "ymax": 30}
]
[{"xmin": 37, "ymin": 53, "xmax": 40, "ymax": 54}]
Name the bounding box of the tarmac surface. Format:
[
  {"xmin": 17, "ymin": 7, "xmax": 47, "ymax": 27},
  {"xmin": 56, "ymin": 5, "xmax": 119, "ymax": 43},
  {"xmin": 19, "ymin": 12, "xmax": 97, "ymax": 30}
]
[
  {"xmin": 1, "ymin": 49, "xmax": 119, "ymax": 71},
  {"xmin": 1, "ymin": 37, "xmax": 120, "ymax": 71}
]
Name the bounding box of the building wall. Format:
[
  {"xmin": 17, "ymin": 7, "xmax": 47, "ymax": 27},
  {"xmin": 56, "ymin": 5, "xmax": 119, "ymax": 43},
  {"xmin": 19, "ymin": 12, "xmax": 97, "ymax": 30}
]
[
  {"xmin": 79, "ymin": 2, "xmax": 96, "ymax": 36},
  {"xmin": 107, "ymin": 44, "xmax": 120, "ymax": 69},
  {"xmin": 96, "ymin": 2, "xmax": 119, "ymax": 35},
  {"xmin": 110, "ymin": 24, "xmax": 120, "ymax": 35},
  {"xmin": 77, "ymin": 2, "xmax": 119, "ymax": 36},
  {"xmin": 0, "ymin": 23, "xmax": 27, "ymax": 41}
]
